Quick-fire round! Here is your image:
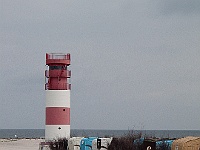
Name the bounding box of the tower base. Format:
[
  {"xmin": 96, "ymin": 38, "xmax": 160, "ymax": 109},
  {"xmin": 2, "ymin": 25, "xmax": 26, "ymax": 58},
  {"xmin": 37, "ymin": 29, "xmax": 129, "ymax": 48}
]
[{"xmin": 45, "ymin": 125, "xmax": 70, "ymax": 141}]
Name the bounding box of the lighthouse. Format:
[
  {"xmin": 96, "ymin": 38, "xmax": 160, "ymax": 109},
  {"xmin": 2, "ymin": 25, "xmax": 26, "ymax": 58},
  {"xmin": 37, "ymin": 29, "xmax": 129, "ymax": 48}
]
[{"xmin": 45, "ymin": 53, "xmax": 71, "ymax": 141}]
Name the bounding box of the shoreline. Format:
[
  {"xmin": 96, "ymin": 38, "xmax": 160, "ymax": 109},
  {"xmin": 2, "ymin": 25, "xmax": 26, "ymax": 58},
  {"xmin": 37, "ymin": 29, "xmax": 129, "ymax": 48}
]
[{"xmin": 0, "ymin": 138, "xmax": 43, "ymax": 150}]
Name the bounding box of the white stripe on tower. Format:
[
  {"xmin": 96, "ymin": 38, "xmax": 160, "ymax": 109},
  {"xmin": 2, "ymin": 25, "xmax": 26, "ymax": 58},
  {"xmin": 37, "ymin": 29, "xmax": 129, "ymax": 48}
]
[
  {"xmin": 46, "ymin": 90, "xmax": 70, "ymax": 107},
  {"xmin": 45, "ymin": 90, "xmax": 70, "ymax": 141}
]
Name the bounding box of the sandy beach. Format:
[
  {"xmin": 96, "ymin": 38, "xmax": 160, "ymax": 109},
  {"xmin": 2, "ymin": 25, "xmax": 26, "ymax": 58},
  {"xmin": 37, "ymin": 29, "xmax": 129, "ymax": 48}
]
[{"xmin": 0, "ymin": 139, "xmax": 43, "ymax": 150}]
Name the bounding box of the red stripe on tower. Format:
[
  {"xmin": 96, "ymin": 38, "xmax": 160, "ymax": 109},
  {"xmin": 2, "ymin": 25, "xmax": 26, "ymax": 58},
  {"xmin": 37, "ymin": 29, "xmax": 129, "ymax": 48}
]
[{"xmin": 46, "ymin": 107, "xmax": 70, "ymax": 125}]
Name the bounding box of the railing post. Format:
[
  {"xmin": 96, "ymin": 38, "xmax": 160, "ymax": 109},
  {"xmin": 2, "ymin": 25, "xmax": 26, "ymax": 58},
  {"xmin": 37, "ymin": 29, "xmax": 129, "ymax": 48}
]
[{"xmin": 67, "ymin": 54, "xmax": 70, "ymax": 60}]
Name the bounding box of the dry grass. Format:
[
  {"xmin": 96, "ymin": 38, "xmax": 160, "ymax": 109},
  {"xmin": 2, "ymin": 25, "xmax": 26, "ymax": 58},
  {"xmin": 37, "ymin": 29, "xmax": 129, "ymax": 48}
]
[{"xmin": 108, "ymin": 131, "xmax": 142, "ymax": 150}]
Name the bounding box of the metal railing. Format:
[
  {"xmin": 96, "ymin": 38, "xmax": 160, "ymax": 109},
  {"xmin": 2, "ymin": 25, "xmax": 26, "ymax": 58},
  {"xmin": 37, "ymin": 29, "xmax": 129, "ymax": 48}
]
[
  {"xmin": 46, "ymin": 53, "xmax": 70, "ymax": 60},
  {"xmin": 45, "ymin": 83, "xmax": 71, "ymax": 90},
  {"xmin": 45, "ymin": 70, "xmax": 71, "ymax": 78}
]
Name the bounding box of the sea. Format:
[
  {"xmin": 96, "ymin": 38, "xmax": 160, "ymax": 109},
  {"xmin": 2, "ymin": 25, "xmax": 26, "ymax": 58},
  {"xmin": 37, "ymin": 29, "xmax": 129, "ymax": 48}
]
[{"xmin": 0, "ymin": 129, "xmax": 200, "ymax": 139}]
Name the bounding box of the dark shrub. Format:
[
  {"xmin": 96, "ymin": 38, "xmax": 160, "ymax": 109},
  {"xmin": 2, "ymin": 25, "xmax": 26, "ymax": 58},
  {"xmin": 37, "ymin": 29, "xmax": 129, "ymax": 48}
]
[
  {"xmin": 108, "ymin": 131, "xmax": 142, "ymax": 150},
  {"xmin": 49, "ymin": 138, "xmax": 68, "ymax": 150}
]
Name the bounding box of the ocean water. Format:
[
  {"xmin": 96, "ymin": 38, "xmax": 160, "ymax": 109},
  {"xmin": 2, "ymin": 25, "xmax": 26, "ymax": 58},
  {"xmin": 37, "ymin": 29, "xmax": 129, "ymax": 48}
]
[{"xmin": 0, "ymin": 129, "xmax": 200, "ymax": 139}]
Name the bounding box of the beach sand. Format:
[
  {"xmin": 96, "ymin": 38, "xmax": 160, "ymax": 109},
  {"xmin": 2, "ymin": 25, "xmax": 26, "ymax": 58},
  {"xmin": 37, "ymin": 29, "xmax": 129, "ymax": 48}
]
[{"xmin": 0, "ymin": 139, "xmax": 43, "ymax": 150}]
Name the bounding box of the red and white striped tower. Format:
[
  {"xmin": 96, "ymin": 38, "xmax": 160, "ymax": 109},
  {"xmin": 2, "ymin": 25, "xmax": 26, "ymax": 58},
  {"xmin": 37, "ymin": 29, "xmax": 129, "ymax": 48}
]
[{"xmin": 45, "ymin": 53, "xmax": 71, "ymax": 141}]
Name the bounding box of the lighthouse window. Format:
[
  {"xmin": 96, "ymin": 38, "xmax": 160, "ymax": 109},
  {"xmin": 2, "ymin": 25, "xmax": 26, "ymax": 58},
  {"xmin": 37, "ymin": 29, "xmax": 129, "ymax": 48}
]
[
  {"xmin": 49, "ymin": 66, "xmax": 62, "ymax": 70},
  {"xmin": 63, "ymin": 109, "xmax": 65, "ymax": 111}
]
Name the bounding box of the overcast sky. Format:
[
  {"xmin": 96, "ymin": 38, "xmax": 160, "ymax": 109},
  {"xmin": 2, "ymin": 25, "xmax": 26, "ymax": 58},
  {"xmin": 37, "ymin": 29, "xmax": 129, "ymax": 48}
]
[{"xmin": 1, "ymin": 0, "xmax": 200, "ymax": 130}]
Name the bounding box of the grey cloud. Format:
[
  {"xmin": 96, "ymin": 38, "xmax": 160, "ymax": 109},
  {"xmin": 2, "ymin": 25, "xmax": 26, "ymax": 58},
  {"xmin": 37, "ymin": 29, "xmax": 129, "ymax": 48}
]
[{"xmin": 160, "ymin": 0, "xmax": 200, "ymax": 15}]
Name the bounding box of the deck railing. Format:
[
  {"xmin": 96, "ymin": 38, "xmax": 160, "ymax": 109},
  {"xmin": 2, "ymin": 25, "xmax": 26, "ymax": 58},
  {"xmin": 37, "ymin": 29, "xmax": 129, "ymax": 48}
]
[
  {"xmin": 46, "ymin": 53, "xmax": 70, "ymax": 60},
  {"xmin": 45, "ymin": 83, "xmax": 71, "ymax": 90}
]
